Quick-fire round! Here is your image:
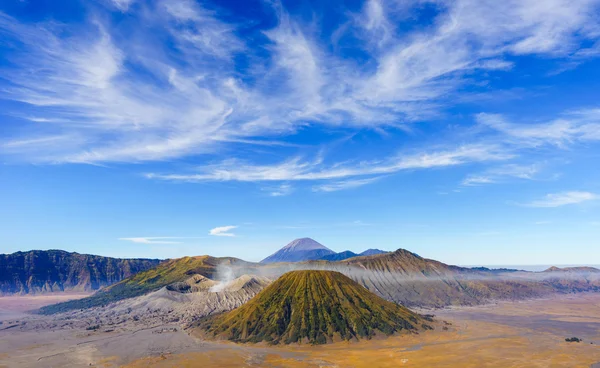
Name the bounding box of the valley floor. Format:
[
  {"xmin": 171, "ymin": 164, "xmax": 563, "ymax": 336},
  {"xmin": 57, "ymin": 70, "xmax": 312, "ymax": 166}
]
[
  {"xmin": 0, "ymin": 293, "xmax": 92, "ymax": 321},
  {"xmin": 1, "ymin": 294, "xmax": 600, "ymax": 367}
]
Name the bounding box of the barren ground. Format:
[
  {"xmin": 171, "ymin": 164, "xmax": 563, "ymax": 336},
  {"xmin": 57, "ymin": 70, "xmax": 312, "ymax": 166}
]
[
  {"xmin": 1, "ymin": 293, "xmax": 600, "ymax": 367},
  {"xmin": 0, "ymin": 293, "xmax": 91, "ymax": 320}
]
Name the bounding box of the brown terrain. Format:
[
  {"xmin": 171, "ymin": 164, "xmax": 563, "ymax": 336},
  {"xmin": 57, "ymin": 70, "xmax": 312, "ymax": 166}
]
[{"xmin": 1, "ymin": 293, "xmax": 600, "ymax": 367}]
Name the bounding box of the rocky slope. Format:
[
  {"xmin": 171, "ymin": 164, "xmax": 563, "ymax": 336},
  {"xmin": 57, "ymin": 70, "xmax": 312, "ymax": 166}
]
[
  {"xmin": 261, "ymin": 238, "xmax": 335, "ymax": 263},
  {"xmin": 15, "ymin": 274, "xmax": 270, "ymax": 332},
  {"xmin": 116, "ymin": 274, "xmax": 270, "ymax": 326},
  {"xmin": 0, "ymin": 250, "xmax": 160, "ymax": 295},
  {"xmin": 197, "ymin": 270, "xmax": 429, "ymax": 344},
  {"xmin": 38, "ymin": 255, "xmax": 259, "ymax": 314}
]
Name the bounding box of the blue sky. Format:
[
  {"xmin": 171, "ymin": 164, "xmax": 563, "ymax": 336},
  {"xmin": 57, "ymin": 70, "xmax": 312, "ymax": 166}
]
[{"xmin": 1, "ymin": 0, "xmax": 599, "ymax": 265}]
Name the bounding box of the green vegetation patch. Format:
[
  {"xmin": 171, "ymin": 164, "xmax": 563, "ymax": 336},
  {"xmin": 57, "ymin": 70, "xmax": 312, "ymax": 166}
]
[
  {"xmin": 38, "ymin": 256, "xmax": 217, "ymax": 314},
  {"xmin": 197, "ymin": 270, "xmax": 428, "ymax": 345}
]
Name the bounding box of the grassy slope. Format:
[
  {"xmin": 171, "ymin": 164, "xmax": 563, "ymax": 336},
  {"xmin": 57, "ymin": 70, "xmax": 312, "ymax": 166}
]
[
  {"xmin": 199, "ymin": 270, "xmax": 428, "ymax": 345},
  {"xmin": 38, "ymin": 256, "xmax": 217, "ymax": 314}
]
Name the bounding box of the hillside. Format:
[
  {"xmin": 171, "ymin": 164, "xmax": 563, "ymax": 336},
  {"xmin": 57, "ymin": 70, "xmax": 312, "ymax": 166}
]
[
  {"xmin": 38, "ymin": 255, "xmax": 258, "ymax": 314},
  {"xmin": 325, "ymin": 249, "xmax": 553, "ymax": 307},
  {"xmin": 197, "ymin": 270, "xmax": 429, "ymax": 345},
  {"xmin": 261, "ymin": 238, "xmax": 335, "ymax": 263},
  {"xmin": 38, "ymin": 274, "xmax": 271, "ymax": 331},
  {"xmin": 0, "ymin": 250, "xmax": 160, "ymax": 295}
]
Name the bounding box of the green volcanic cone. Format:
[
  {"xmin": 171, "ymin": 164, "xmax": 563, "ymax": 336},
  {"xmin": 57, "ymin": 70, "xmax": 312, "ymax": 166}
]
[{"xmin": 198, "ymin": 270, "xmax": 430, "ymax": 345}]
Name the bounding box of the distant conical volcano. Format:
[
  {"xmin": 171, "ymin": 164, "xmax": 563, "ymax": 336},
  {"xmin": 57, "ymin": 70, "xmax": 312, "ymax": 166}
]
[
  {"xmin": 197, "ymin": 270, "xmax": 428, "ymax": 344},
  {"xmin": 260, "ymin": 238, "xmax": 335, "ymax": 263}
]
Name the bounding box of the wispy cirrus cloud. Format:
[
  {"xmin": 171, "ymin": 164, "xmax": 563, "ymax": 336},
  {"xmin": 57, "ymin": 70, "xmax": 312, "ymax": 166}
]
[
  {"xmin": 263, "ymin": 184, "xmax": 294, "ymax": 197},
  {"xmin": 209, "ymin": 225, "xmax": 237, "ymax": 237},
  {"xmin": 477, "ymin": 110, "xmax": 600, "ymax": 147},
  {"xmin": 312, "ymin": 177, "xmax": 382, "ymax": 192},
  {"xmin": 1, "ymin": 0, "xmax": 599, "ymax": 166},
  {"xmin": 2, "ymin": 135, "xmax": 77, "ymax": 149},
  {"xmin": 525, "ymin": 191, "xmax": 599, "ymax": 208},
  {"xmin": 119, "ymin": 237, "xmax": 187, "ymax": 244},
  {"xmin": 146, "ymin": 144, "xmax": 513, "ymax": 183},
  {"xmin": 109, "ymin": 0, "xmax": 135, "ymax": 11},
  {"xmin": 462, "ymin": 164, "xmax": 542, "ymax": 186}
]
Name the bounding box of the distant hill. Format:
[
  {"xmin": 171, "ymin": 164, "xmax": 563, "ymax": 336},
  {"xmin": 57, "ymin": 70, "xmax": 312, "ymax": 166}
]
[
  {"xmin": 318, "ymin": 248, "xmax": 390, "ymax": 261},
  {"xmin": 359, "ymin": 249, "xmax": 388, "ymax": 256},
  {"xmin": 0, "ymin": 250, "xmax": 160, "ymax": 295},
  {"xmin": 318, "ymin": 250, "xmax": 358, "ymax": 261},
  {"xmin": 197, "ymin": 270, "xmax": 428, "ymax": 344},
  {"xmin": 543, "ymin": 266, "xmax": 600, "ymax": 273},
  {"xmin": 261, "ymin": 238, "xmax": 335, "ymax": 263},
  {"xmin": 469, "ymin": 266, "xmax": 520, "ymax": 273}
]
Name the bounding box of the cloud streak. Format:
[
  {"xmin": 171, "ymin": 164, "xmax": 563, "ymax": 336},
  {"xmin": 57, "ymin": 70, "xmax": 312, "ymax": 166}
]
[
  {"xmin": 119, "ymin": 237, "xmax": 185, "ymax": 244},
  {"xmin": 146, "ymin": 144, "xmax": 513, "ymax": 183},
  {"xmin": 462, "ymin": 164, "xmax": 542, "ymax": 186},
  {"xmin": 312, "ymin": 177, "xmax": 382, "ymax": 192},
  {"xmin": 525, "ymin": 191, "xmax": 599, "ymax": 208},
  {"xmin": 477, "ymin": 110, "xmax": 600, "ymax": 147}
]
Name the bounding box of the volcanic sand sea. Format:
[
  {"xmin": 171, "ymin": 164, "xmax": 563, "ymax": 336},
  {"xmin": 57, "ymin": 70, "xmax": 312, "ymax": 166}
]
[
  {"xmin": 1, "ymin": 293, "xmax": 600, "ymax": 367},
  {"xmin": 0, "ymin": 293, "xmax": 92, "ymax": 320}
]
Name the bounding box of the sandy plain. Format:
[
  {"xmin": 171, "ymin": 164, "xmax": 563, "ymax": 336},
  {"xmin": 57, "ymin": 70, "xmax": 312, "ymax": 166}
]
[{"xmin": 1, "ymin": 293, "xmax": 599, "ymax": 367}]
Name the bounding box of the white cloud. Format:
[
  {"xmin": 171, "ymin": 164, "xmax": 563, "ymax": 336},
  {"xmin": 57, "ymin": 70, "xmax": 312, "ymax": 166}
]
[
  {"xmin": 119, "ymin": 237, "xmax": 184, "ymax": 244},
  {"xmin": 146, "ymin": 144, "xmax": 512, "ymax": 183},
  {"xmin": 477, "ymin": 110, "xmax": 600, "ymax": 147},
  {"xmin": 264, "ymin": 183, "xmax": 294, "ymax": 197},
  {"xmin": 312, "ymin": 177, "xmax": 381, "ymax": 192},
  {"xmin": 2, "ymin": 135, "xmax": 75, "ymax": 148},
  {"xmin": 110, "ymin": 0, "xmax": 135, "ymax": 11},
  {"xmin": 462, "ymin": 164, "xmax": 541, "ymax": 186},
  {"xmin": 525, "ymin": 191, "xmax": 599, "ymax": 208},
  {"xmin": 209, "ymin": 225, "xmax": 237, "ymax": 237},
  {"xmin": 0, "ymin": 8, "xmax": 251, "ymax": 164},
  {"xmin": 357, "ymin": 0, "xmax": 393, "ymax": 48},
  {"xmin": 461, "ymin": 175, "xmax": 497, "ymax": 186},
  {"xmin": 0, "ymin": 0, "xmax": 599, "ymax": 165}
]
